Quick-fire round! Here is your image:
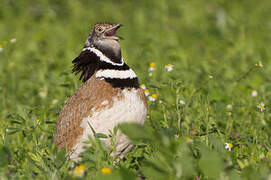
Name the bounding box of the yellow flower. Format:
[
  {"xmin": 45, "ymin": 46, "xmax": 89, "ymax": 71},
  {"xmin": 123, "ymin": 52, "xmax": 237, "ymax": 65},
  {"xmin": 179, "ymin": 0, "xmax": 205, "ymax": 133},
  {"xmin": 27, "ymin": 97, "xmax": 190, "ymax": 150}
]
[
  {"xmin": 101, "ymin": 168, "xmax": 111, "ymax": 174},
  {"xmin": 185, "ymin": 137, "xmax": 193, "ymax": 143},
  {"xmin": 225, "ymin": 143, "xmax": 233, "ymax": 151},
  {"xmin": 0, "ymin": 44, "xmax": 3, "ymax": 52},
  {"xmin": 144, "ymin": 89, "xmax": 150, "ymax": 96},
  {"xmin": 73, "ymin": 165, "xmax": 86, "ymax": 177},
  {"xmin": 149, "ymin": 62, "xmax": 155, "ymax": 68},
  {"xmin": 257, "ymin": 103, "xmax": 265, "ymax": 112},
  {"xmin": 148, "ymin": 93, "xmax": 157, "ymax": 101},
  {"xmin": 36, "ymin": 119, "xmax": 40, "ymax": 124},
  {"xmin": 148, "ymin": 62, "xmax": 156, "ymax": 71}
]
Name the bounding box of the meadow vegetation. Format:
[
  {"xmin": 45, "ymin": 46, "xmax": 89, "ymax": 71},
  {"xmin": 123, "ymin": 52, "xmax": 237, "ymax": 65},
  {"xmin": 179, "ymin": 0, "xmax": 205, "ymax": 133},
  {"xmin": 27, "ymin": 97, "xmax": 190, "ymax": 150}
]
[{"xmin": 1, "ymin": 0, "xmax": 271, "ymax": 179}]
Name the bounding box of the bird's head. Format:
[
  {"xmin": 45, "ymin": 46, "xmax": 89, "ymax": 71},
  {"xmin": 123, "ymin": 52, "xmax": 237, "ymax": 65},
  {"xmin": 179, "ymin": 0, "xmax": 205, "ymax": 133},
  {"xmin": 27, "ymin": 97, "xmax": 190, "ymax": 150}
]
[
  {"xmin": 84, "ymin": 23, "xmax": 123, "ymax": 63},
  {"xmin": 72, "ymin": 23, "xmax": 125, "ymax": 82},
  {"xmin": 90, "ymin": 23, "xmax": 123, "ymax": 42}
]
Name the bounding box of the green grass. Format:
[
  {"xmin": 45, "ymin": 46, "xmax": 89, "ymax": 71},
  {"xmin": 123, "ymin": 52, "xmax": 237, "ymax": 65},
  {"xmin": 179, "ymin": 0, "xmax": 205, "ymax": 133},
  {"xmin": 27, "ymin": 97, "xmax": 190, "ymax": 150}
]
[{"xmin": 1, "ymin": 0, "xmax": 271, "ymax": 179}]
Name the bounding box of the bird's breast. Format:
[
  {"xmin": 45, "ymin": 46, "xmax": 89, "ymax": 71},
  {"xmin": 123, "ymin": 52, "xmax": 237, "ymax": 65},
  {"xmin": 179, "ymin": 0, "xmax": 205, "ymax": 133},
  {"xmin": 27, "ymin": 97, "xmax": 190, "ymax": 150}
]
[
  {"xmin": 70, "ymin": 88, "xmax": 147, "ymax": 160},
  {"xmin": 81, "ymin": 88, "xmax": 146, "ymax": 132}
]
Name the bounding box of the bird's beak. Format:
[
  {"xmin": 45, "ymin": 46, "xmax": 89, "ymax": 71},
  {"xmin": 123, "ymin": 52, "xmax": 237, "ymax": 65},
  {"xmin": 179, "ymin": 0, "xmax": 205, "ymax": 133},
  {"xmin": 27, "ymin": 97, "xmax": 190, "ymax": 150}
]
[{"xmin": 105, "ymin": 24, "xmax": 123, "ymax": 40}]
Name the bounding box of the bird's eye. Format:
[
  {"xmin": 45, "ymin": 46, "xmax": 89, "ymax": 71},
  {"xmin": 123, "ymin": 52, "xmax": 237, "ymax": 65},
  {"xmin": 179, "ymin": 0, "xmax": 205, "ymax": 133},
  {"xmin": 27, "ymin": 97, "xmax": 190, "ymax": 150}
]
[{"xmin": 96, "ymin": 27, "xmax": 103, "ymax": 33}]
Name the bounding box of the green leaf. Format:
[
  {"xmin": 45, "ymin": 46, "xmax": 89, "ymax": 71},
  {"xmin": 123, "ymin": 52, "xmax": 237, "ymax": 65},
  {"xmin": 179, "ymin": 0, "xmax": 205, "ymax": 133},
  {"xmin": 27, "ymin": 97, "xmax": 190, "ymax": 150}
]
[
  {"xmin": 95, "ymin": 133, "xmax": 108, "ymax": 139},
  {"xmin": 6, "ymin": 127, "xmax": 21, "ymax": 135},
  {"xmin": 118, "ymin": 123, "xmax": 154, "ymax": 142},
  {"xmin": 199, "ymin": 146, "xmax": 224, "ymax": 179}
]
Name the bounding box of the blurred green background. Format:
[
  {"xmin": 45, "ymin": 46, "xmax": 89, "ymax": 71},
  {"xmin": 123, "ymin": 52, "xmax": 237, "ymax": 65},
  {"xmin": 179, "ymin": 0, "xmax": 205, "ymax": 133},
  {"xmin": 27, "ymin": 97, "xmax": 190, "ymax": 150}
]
[{"xmin": 1, "ymin": 0, "xmax": 271, "ymax": 179}]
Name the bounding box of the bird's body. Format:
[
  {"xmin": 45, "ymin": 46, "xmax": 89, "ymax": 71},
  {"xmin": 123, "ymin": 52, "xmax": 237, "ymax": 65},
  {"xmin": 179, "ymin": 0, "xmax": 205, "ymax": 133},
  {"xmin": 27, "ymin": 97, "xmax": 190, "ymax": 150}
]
[{"xmin": 54, "ymin": 23, "xmax": 147, "ymax": 161}]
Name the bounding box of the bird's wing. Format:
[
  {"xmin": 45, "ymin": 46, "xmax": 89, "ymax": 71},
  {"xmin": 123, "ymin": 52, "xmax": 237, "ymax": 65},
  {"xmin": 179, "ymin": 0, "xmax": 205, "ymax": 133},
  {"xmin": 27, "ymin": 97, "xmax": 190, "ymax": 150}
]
[{"xmin": 54, "ymin": 77, "xmax": 122, "ymax": 151}]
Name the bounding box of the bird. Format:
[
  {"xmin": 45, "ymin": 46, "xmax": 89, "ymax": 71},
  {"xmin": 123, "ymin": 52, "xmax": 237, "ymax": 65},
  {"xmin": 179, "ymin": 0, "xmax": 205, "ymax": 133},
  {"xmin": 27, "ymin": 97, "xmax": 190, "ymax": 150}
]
[{"xmin": 54, "ymin": 22, "xmax": 147, "ymax": 161}]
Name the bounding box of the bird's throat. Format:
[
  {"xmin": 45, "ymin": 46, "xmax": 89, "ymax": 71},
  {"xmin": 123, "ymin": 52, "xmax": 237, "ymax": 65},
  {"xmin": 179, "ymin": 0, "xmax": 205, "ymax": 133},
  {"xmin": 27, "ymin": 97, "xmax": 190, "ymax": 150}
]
[{"xmin": 94, "ymin": 39, "xmax": 122, "ymax": 64}]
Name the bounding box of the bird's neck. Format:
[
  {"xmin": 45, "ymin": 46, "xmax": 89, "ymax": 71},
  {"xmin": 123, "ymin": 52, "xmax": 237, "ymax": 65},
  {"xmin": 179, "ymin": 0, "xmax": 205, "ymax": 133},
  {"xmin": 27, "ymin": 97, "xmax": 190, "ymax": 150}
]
[{"xmin": 72, "ymin": 46, "xmax": 139, "ymax": 89}]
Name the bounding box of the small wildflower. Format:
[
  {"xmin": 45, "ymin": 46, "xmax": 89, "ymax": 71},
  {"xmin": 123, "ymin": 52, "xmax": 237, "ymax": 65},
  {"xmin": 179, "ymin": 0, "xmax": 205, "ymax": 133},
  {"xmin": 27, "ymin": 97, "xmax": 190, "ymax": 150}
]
[
  {"xmin": 227, "ymin": 112, "xmax": 232, "ymax": 116},
  {"xmin": 179, "ymin": 99, "xmax": 185, "ymax": 105},
  {"xmin": 39, "ymin": 90, "xmax": 47, "ymax": 98},
  {"xmin": 148, "ymin": 72, "xmax": 153, "ymax": 77},
  {"xmin": 144, "ymin": 89, "xmax": 150, "ymax": 96},
  {"xmin": 148, "ymin": 62, "xmax": 156, "ymax": 71},
  {"xmin": 175, "ymin": 134, "xmax": 179, "ymax": 138},
  {"xmin": 52, "ymin": 99, "xmax": 58, "ymax": 105},
  {"xmin": 208, "ymin": 75, "xmax": 213, "ymax": 79},
  {"xmin": 140, "ymin": 84, "xmax": 146, "ymax": 90},
  {"xmin": 73, "ymin": 165, "xmax": 86, "ymax": 177},
  {"xmin": 257, "ymin": 103, "xmax": 265, "ymax": 112},
  {"xmin": 255, "ymin": 61, "xmax": 263, "ymax": 68},
  {"xmin": 164, "ymin": 64, "xmax": 174, "ymax": 72},
  {"xmin": 148, "ymin": 94, "xmax": 157, "ymax": 101},
  {"xmin": 101, "ymin": 168, "xmax": 111, "ymax": 174},
  {"xmin": 0, "ymin": 44, "xmax": 3, "ymax": 52},
  {"xmin": 226, "ymin": 104, "xmax": 232, "ymax": 110},
  {"xmin": 231, "ymin": 131, "xmax": 239, "ymax": 138},
  {"xmin": 185, "ymin": 137, "xmax": 193, "ymax": 143},
  {"xmin": 251, "ymin": 89, "xmax": 258, "ymax": 97},
  {"xmin": 10, "ymin": 38, "xmax": 16, "ymax": 44},
  {"xmin": 36, "ymin": 119, "xmax": 40, "ymax": 125},
  {"xmin": 225, "ymin": 143, "xmax": 233, "ymax": 151}
]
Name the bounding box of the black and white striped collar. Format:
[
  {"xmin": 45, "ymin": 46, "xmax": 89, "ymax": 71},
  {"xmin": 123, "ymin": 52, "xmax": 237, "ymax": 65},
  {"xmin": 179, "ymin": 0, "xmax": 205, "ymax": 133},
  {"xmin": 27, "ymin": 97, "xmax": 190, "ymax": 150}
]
[
  {"xmin": 82, "ymin": 47, "xmax": 124, "ymax": 66},
  {"xmin": 72, "ymin": 46, "xmax": 139, "ymax": 89}
]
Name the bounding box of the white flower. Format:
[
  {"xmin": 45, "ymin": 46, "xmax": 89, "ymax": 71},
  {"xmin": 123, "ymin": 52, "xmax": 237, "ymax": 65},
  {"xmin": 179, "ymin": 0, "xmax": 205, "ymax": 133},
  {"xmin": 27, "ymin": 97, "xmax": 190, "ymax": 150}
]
[
  {"xmin": 140, "ymin": 84, "xmax": 146, "ymax": 90},
  {"xmin": 39, "ymin": 90, "xmax": 47, "ymax": 98},
  {"xmin": 257, "ymin": 103, "xmax": 265, "ymax": 112},
  {"xmin": 10, "ymin": 38, "xmax": 16, "ymax": 43},
  {"xmin": 165, "ymin": 64, "xmax": 174, "ymax": 72},
  {"xmin": 179, "ymin": 99, "xmax": 185, "ymax": 105},
  {"xmin": 52, "ymin": 99, "xmax": 58, "ymax": 105},
  {"xmin": 208, "ymin": 75, "xmax": 213, "ymax": 79},
  {"xmin": 144, "ymin": 89, "xmax": 150, "ymax": 96},
  {"xmin": 251, "ymin": 90, "xmax": 258, "ymax": 97},
  {"xmin": 225, "ymin": 143, "xmax": 233, "ymax": 151},
  {"xmin": 255, "ymin": 61, "xmax": 263, "ymax": 68},
  {"xmin": 226, "ymin": 104, "xmax": 232, "ymax": 110}
]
